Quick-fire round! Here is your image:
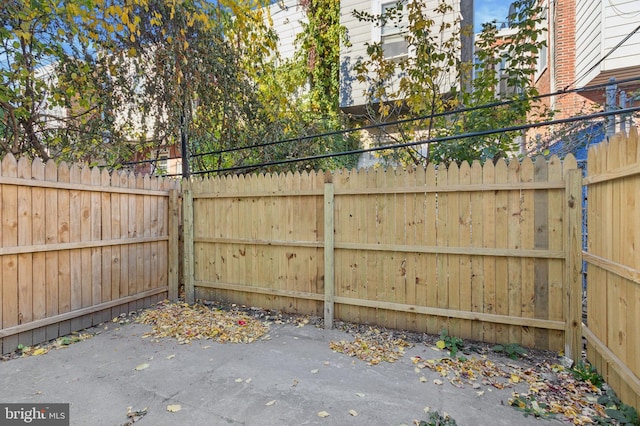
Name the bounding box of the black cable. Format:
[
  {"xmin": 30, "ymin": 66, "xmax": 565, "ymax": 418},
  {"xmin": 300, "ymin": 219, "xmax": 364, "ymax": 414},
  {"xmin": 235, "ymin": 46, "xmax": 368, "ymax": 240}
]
[
  {"xmin": 188, "ymin": 75, "xmax": 640, "ymax": 159},
  {"xmin": 191, "ymin": 105, "xmax": 640, "ymax": 175},
  {"xmin": 566, "ymin": 22, "xmax": 640, "ymax": 90},
  {"xmin": 120, "ymin": 75, "xmax": 640, "ymax": 168}
]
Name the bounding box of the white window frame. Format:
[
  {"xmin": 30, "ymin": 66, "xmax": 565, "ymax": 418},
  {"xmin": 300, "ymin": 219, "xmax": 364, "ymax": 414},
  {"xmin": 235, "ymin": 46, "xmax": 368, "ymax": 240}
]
[
  {"xmin": 372, "ymin": 0, "xmax": 410, "ymax": 60},
  {"xmin": 535, "ymin": 6, "xmax": 548, "ymax": 80}
]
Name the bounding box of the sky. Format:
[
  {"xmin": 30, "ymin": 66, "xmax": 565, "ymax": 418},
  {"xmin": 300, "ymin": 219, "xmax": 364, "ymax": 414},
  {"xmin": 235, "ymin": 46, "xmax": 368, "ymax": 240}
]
[{"xmin": 474, "ymin": 0, "xmax": 513, "ymax": 32}]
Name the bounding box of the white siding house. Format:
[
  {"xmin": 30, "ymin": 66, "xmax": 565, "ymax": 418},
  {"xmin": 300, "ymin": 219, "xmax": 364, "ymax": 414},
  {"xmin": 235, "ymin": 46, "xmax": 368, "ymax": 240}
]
[
  {"xmin": 339, "ymin": 0, "xmax": 473, "ymax": 113},
  {"xmin": 269, "ymin": 0, "xmax": 307, "ymax": 62},
  {"xmin": 575, "ymin": 0, "xmax": 640, "ymax": 89}
]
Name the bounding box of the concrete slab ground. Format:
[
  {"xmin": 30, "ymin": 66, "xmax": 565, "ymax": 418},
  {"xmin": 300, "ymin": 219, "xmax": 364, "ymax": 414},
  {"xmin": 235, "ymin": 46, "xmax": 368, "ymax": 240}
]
[{"xmin": 0, "ymin": 319, "xmax": 562, "ymax": 426}]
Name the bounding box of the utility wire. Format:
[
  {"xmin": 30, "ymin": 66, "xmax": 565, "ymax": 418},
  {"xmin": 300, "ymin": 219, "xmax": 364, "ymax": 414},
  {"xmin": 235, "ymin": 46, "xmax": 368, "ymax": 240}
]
[
  {"xmin": 187, "ymin": 76, "xmax": 640, "ymax": 160},
  {"xmin": 190, "ymin": 105, "xmax": 640, "ymax": 175},
  {"xmin": 124, "ymin": 75, "xmax": 640, "ymax": 168},
  {"xmin": 566, "ymin": 22, "xmax": 640, "ymax": 90}
]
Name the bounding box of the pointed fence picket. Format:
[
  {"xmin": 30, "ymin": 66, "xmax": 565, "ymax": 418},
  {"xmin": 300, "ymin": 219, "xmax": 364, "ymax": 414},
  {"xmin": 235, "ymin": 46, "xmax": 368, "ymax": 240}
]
[
  {"xmin": 184, "ymin": 156, "xmax": 583, "ymax": 357},
  {"xmin": 0, "ymin": 155, "xmax": 180, "ymax": 354}
]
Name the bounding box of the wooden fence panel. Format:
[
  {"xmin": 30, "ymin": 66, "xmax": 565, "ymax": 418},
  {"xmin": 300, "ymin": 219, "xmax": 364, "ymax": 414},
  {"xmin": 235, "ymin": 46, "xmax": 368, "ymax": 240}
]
[
  {"xmin": 187, "ymin": 155, "xmax": 578, "ymax": 352},
  {"xmin": 0, "ymin": 155, "xmax": 178, "ymax": 354},
  {"xmin": 585, "ymin": 127, "xmax": 640, "ymax": 410}
]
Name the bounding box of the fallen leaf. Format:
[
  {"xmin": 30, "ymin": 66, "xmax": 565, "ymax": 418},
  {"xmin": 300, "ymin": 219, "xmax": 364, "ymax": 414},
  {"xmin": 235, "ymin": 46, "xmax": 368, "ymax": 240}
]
[
  {"xmin": 166, "ymin": 354, "xmax": 176, "ymax": 360},
  {"xmin": 32, "ymin": 348, "xmax": 47, "ymax": 356},
  {"xmin": 310, "ymin": 369, "xmax": 319, "ymax": 374},
  {"xmin": 245, "ymin": 378, "xmax": 252, "ymax": 384},
  {"xmin": 433, "ymin": 379, "xmax": 444, "ymax": 385},
  {"xmin": 234, "ymin": 378, "xmax": 243, "ymax": 383},
  {"xmin": 134, "ymin": 363, "xmax": 149, "ymax": 371},
  {"xmin": 436, "ymin": 340, "xmax": 446, "ymax": 350},
  {"xmin": 265, "ymin": 400, "xmax": 276, "ymax": 406},
  {"xmin": 166, "ymin": 404, "xmax": 181, "ymax": 413},
  {"xmin": 355, "ymin": 393, "xmax": 365, "ymax": 398},
  {"xmin": 292, "ymin": 379, "xmax": 299, "ymax": 387},
  {"xmin": 423, "ymin": 406, "xmax": 431, "ymax": 413},
  {"xmin": 317, "ymin": 411, "xmax": 330, "ymax": 418},
  {"xmin": 349, "ymin": 409, "xmax": 358, "ymax": 416},
  {"xmin": 126, "ymin": 406, "xmax": 148, "ymax": 423},
  {"xmin": 419, "ymin": 376, "xmax": 427, "ymax": 383}
]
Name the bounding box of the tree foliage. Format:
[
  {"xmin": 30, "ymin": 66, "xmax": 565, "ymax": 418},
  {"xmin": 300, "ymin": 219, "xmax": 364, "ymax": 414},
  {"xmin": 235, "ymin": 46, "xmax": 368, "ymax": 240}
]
[
  {"xmin": 1, "ymin": 0, "xmax": 359, "ymax": 173},
  {"xmin": 352, "ymin": 0, "xmax": 550, "ymax": 166}
]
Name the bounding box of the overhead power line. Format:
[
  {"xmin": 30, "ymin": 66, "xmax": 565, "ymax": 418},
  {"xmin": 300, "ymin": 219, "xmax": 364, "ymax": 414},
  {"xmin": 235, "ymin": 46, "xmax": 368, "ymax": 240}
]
[
  {"xmin": 191, "ymin": 105, "xmax": 640, "ymax": 175},
  {"xmin": 567, "ymin": 22, "xmax": 640, "ymax": 90},
  {"xmin": 120, "ymin": 75, "xmax": 640, "ymax": 171},
  {"xmin": 185, "ymin": 76, "xmax": 640, "ymax": 161}
]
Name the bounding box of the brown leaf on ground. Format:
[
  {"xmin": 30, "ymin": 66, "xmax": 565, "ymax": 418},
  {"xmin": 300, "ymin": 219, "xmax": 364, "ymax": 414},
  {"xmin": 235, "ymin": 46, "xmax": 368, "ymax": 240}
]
[
  {"xmin": 329, "ymin": 327, "xmax": 412, "ymax": 365},
  {"xmin": 136, "ymin": 301, "xmax": 270, "ymax": 344},
  {"xmin": 415, "ymin": 355, "xmax": 613, "ymax": 425}
]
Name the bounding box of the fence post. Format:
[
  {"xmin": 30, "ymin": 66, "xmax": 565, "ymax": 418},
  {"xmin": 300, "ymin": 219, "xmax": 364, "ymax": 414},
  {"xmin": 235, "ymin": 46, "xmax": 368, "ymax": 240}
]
[
  {"xmin": 324, "ymin": 179, "xmax": 335, "ymax": 329},
  {"xmin": 168, "ymin": 188, "xmax": 180, "ymax": 301},
  {"xmin": 183, "ymin": 187, "xmax": 195, "ymax": 304},
  {"xmin": 565, "ymin": 168, "xmax": 583, "ymax": 362},
  {"xmin": 605, "ymin": 78, "xmax": 617, "ymax": 137}
]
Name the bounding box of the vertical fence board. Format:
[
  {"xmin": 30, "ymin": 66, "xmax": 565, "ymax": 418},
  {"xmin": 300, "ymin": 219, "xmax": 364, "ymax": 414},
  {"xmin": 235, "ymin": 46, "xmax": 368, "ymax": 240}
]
[
  {"xmin": 436, "ymin": 163, "xmax": 449, "ymax": 334},
  {"xmin": 57, "ymin": 164, "xmax": 71, "ymax": 335},
  {"xmin": 2, "ymin": 155, "xmax": 19, "ymax": 352},
  {"xmin": 118, "ymin": 172, "xmax": 130, "ymax": 315},
  {"xmin": 549, "ymin": 156, "xmax": 567, "ymax": 351},
  {"xmin": 110, "ymin": 171, "xmax": 122, "ymax": 317},
  {"xmin": 458, "ymin": 162, "xmax": 472, "ymax": 339},
  {"xmin": 532, "ymin": 156, "xmax": 548, "ymax": 349},
  {"xmin": 519, "ymin": 158, "xmax": 535, "ymax": 348},
  {"xmin": 404, "ymin": 167, "xmax": 418, "ymax": 331},
  {"xmin": 31, "ymin": 159, "xmax": 46, "ymax": 345},
  {"xmin": 44, "ymin": 160, "xmax": 59, "ymax": 340},
  {"xmin": 482, "ymin": 161, "xmax": 503, "ymax": 342},
  {"xmin": 79, "ymin": 166, "xmax": 92, "ymax": 329},
  {"xmin": 507, "ymin": 160, "xmax": 522, "ymax": 345},
  {"xmin": 90, "ymin": 167, "xmax": 102, "ymax": 324},
  {"xmin": 447, "ymin": 163, "xmax": 460, "ymax": 338},
  {"xmin": 469, "ymin": 161, "xmax": 484, "ymax": 341},
  {"xmin": 183, "ymin": 187, "xmax": 194, "ymax": 304},
  {"xmin": 168, "ymin": 188, "xmax": 179, "ymax": 300},
  {"xmin": 135, "ymin": 175, "xmax": 145, "ymax": 309},
  {"xmin": 414, "ymin": 166, "xmax": 428, "ymax": 333},
  {"xmin": 143, "ymin": 176, "xmax": 152, "ymax": 298},
  {"xmin": 17, "ymin": 157, "xmax": 34, "ymax": 347},
  {"xmin": 127, "ymin": 173, "xmax": 137, "ymax": 311},
  {"xmin": 425, "ymin": 164, "xmax": 438, "ymax": 334},
  {"xmin": 100, "ymin": 169, "xmax": 112, "ymax": 323},
  {"xmin": 494, "ymin": 159, "xmax": 509, "ymax": 343},
  {"xmin": 324, "ymin": 181, "xmax": 335, "ymax": 328}
]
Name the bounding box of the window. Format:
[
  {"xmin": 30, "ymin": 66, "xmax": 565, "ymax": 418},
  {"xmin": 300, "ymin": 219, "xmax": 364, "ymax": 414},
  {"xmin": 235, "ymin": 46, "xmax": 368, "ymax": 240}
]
[
  {"xmin": 379, "ymin": 1, "xmax": 408, "ymax": 59},
  {"xmin": 535, "ymin": 7, "xmax": 548, "ymax": 79}
]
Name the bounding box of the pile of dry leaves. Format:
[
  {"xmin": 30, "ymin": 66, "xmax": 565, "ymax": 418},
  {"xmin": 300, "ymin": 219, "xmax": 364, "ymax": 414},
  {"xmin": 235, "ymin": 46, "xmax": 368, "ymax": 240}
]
[
  {"xmin": 329, "ymin": 327, "xmax": 412, "ymax": 365},
  {"xmin": 136, "ymin": 301, "xmax": 270, "ymax": 344},
  {"xmin": 412, "ymin": 353, "xmax": 614, "ymax": 425}
]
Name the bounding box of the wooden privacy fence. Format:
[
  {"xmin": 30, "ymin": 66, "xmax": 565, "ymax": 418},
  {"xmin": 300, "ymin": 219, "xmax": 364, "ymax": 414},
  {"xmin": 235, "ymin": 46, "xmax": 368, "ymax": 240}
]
[
  {"xmin": 0, "ymin": 154, "xmax": 180, "ymax": 354},
  {"xmin": 184, "ymin": 155, "xmax": 583, "ymax": 356},
  {"xmin": 584, "ymin": 127, "xmax": 640, "ymax": 409}
]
